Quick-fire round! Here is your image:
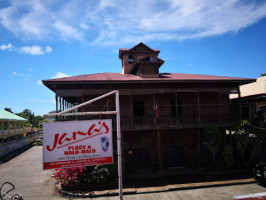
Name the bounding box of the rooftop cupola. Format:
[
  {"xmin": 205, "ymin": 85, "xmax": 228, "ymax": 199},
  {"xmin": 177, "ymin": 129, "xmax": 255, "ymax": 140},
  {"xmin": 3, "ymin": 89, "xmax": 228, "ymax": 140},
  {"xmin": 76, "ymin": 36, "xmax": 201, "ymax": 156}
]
[{"xmin": 119, "ymin": 42, "xmax": 164, "ymax": 77}]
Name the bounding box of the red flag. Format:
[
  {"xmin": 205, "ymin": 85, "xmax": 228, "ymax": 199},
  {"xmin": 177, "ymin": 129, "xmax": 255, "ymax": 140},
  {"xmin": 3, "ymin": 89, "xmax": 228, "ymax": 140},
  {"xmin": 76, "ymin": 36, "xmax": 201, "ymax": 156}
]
[{"xmin": 156, "ymin": 102, "xmax": 159, "ymax": 119}]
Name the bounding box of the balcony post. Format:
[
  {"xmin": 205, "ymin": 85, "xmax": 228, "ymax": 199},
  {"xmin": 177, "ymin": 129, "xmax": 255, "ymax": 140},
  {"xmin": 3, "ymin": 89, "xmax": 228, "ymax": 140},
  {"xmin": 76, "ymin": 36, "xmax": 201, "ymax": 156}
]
[
  {"xmin": 1, "ymin": 121, "xmax": 3, "ymax": 138},
  {"xmin": 130, "ymin": 90, "xmax": 133, "ymax": 127},
  {"xmin": 8, "ymin": 121, "xmax": 10, "ymax": 137},
  {"xmin": 237, "ymin": 88, "xmax": 242, "ymax": 120},
  {"xmin": 153, "ymin": 92, "xmax": 156, "ymax": 125},
  {"xmin": 157, "ymin": 130, "xmax": 163, "ymax": 172},
  {"xmin": 62, "ymin": 98, "xmax": 65, "ymax": 120},
  {"xmin": 56, "ymin": 94, "xmax": 58, "ymax": 121},
  {"xmin": 218, "ymin": 93, "xmax": 221, "ymax": 123},
  {"xmin": 197, "ymin": 129, "xmax": 202, "ymax": 167},
  {"xmin": 175, "ymin": 92, "xmax": 178, "ymax": 125},
  {"xmin": 197, "ymin": 92, "xmax": 201, "ymax": 123},
  {"xmin": 59, "ymin": 96, "xmax": 62, "ymax": 121}
]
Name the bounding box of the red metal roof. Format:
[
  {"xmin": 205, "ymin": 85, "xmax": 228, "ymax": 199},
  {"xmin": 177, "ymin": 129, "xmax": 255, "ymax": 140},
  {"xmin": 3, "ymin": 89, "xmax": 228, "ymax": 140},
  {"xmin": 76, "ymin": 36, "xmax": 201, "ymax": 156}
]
[{"xmin": 43, "ymin": 72, "xmax": 254, "ymax": 82}]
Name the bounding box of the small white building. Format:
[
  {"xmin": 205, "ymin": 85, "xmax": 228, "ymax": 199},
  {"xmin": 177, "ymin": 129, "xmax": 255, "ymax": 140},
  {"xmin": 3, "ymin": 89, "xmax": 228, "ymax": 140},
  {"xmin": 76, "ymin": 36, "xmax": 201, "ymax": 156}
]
[
  {"xmin": 0, "ymin": 110, "xmax": 27, "ymax": 140},
  {"xmin": 231, "ymin": 76, "xmax": 266, "ymax": 123}
]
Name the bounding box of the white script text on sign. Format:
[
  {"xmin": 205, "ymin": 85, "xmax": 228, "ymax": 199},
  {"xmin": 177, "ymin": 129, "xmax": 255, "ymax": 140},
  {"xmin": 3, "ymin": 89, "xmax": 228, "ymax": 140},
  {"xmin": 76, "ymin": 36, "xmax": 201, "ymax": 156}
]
[{"xmin": 43, "ymin": 119, "xmax": 113, "ymax": 170}]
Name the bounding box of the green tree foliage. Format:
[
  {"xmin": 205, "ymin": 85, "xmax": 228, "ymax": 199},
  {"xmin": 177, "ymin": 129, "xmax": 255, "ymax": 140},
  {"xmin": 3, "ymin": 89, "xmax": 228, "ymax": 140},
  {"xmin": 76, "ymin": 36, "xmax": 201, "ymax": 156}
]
[
  {"xmin": 17, "ymin": 109, "xmax": 33, "ymax": 120},
  {"xmin": 16, "ymin": 109, "xmax": 45, "ymax": 128},
  {"xmin": 4, "ymin": 108, "xmax": 13, "ymax": 113},
  {"xmin": 254, "ymin": 109, "xmax": 265, "ymax": 123},
  {"xmin": 222, "ymin": 145, "xmax": 235, "ymax": 167},
  {"xmin": 34, "ymin": 115, "xmax": 45, "ymax": 128},
  {"xmin": 233, "ymin": 120, "xmax": 266, "ymax": 167},
  {"xmin": 205, "ymin": 126, "xmax": 223, "ymax": 167},
  {"xmin": 234, "ymin": 120, "xmax": 252, "ymax": 164},
  {"xmin": 260, "ymin": 73, "xmax": 266, "ymax": 77}
]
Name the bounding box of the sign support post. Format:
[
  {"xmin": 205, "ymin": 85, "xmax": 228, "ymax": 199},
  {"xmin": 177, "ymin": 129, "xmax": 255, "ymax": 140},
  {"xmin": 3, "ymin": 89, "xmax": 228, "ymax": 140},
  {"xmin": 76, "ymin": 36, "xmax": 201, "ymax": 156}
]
[
  {"xmin": 43, "ymin": 90, "xmax": 123, "ymax": 200},
  {"xmin": 116, "ymin": 90, "xmax": 123, "ymax": 200}
]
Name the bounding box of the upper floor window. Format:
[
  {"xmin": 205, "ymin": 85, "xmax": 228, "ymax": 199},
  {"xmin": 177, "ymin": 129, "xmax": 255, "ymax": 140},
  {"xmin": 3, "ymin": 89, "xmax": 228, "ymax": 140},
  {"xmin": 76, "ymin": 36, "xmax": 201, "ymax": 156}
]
[
  {"xmin": 128, "ymin": 55, "xmax": 133, "ymax": 64},
  {"xmin": 133, "ymin": 101, "xmax": 145, "ymax": 117},
  {"xmin": 171, "ymin": 100, "xmax": 176, "ymax": 116},
  {"xmin": 177, "ymin": 100, "xmax": 183, "ymax": 116}
]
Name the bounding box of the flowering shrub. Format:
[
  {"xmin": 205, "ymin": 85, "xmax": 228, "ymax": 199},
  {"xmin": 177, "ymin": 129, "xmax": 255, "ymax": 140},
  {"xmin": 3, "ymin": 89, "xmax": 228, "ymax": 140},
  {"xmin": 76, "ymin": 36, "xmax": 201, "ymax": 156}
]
[
  {"xmin": 54, "ymin": 167, "xmax": 84, "ymax": 186},
  {"xmin": 54, "ymin": 165, "xmax": 110, "ymax": 186}
]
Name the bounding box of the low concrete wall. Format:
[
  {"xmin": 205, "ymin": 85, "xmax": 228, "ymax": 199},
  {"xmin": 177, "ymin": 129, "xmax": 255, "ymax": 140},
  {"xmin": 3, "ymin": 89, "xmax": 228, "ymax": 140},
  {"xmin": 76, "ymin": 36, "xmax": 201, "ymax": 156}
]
[{"xmin": 0, "ymin": 133, "xmax": 40, "ymax": 157}]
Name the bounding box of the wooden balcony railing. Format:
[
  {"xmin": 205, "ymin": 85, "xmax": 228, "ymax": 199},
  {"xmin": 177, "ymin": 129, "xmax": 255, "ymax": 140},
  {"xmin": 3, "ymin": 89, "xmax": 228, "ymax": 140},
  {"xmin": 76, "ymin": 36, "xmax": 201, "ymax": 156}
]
[{"xmin": 119, "ymin": 114, "xmax": 240, "ymax": 129}]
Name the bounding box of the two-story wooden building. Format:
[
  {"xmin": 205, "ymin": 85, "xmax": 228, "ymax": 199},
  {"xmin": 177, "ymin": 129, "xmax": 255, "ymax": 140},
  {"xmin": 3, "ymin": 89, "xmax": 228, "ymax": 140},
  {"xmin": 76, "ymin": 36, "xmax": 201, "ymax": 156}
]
[{"xmin": 43, "ymin": 43, "xmax": 254, "ymax": 174}]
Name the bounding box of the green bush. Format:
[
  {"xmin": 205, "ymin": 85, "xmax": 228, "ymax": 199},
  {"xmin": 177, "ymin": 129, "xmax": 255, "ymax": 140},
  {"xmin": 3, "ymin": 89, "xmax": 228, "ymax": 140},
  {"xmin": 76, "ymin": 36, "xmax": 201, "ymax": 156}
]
[
  {"xmin": 83, "ymin": 165, "xmax": 110, "ymax": 184},
  {"xmin": 222, "ymin": 145, "xmax": 235, "ymax": 168}
]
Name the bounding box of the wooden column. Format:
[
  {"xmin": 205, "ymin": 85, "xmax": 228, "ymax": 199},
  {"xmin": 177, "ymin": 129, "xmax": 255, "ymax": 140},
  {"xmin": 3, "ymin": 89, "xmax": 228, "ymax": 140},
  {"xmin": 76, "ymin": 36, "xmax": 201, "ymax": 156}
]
[
  {"xmin": 106, "ymin": 96, "xmax": 109, "ymax": 111},
  {"xmin": 62, "ymin": 99, "xmax": 65, "ymax": 121},
  {"xmin": 197, "ymin": 129, "xmax": 202, "ymax": 167},
  {"xmin": 130, "ymin": 90, "xmax": 133, "ymax": 127},
  {"xmin": 237, "ymin": 88, "xmax": 242, "ymax": 120},
  {"xmin": 14, "ymin": 121, "xmax": 16, "ymax": 135},
  {"xmin": 56, "ymin": 94, "xmax": 58, "ymax": 121},
  {"xmin": 153, "ymin": 92, "xmax": 156, "ymax": 125},
  {"xmin": 175, "ymin": 92, "xmax": 178, "ymax": 124},
  {"xmin": 8, "ymin": 121, "xmax": 10, "ymax": 137},
  {"xmin": 59, "ymin": 97, "xmax": 62, "ymax": 121},
  {"xmin": 157, "ymin": 130, "xmax": 163, "ymax": 172},
  {"xmin": 197, "ymin": 92, "xmax": 201, "ymax": 123},
  {"xmin": 218, "ymin": 93, "xmax": 221, "ymax": 123},
  {"xmin": 1, "ymin": 121, "xmax": 3, "ymax": 138},
  {"xmin": 22, "ymin": 122, "xmax": 25, "ymax": 137}
]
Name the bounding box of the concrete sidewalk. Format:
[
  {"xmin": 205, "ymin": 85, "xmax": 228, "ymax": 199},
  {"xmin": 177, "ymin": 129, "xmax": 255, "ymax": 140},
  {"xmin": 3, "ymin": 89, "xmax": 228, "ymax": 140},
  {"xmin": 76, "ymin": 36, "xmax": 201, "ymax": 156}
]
[{"xmin": 59, "ymin": 178, "xmax": 256, "ymax": 198}]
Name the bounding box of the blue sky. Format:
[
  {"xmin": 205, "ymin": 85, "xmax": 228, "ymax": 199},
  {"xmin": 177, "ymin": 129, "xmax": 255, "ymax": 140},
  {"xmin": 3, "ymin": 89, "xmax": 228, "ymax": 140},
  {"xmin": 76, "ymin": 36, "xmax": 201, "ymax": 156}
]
[{"xmin": 0, "ymin": 0, "xmax": 266, "ymax": 116}]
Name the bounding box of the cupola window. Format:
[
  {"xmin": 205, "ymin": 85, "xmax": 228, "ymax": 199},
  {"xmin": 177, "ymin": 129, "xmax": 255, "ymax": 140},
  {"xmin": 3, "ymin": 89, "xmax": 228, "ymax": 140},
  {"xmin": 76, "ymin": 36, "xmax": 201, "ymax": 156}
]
[{"xmin": 128, "ymin": 55, "xmax": 133, "ymax": 64}]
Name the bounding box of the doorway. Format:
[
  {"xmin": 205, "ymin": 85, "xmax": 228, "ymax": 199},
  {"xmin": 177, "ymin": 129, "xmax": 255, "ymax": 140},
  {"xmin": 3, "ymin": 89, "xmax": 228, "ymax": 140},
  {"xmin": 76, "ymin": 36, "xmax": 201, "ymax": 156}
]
[
  {"xmin": 134, "ymin": 147, "xmax": 149, "ymax": 170},
  {"xmin": 166, "ymin": 146, "xmax": 185, "ymax": 167}
]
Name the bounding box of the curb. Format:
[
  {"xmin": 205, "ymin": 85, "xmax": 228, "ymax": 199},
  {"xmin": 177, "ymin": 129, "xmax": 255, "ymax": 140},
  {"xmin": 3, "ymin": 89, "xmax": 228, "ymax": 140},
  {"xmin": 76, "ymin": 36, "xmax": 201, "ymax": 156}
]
[{"xmin": 57, "ymin": 178, "xmax": 257, "ymax": 198}]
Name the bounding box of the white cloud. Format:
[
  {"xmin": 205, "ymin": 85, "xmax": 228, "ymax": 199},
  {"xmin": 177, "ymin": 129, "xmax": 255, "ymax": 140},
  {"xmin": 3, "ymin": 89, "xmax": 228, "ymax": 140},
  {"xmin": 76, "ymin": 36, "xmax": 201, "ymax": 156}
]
[
  {"xmin": 0, "ymin": 0, "xmax": 266, "ymax": 44},
  {"xmin": 0, "ymin": 43, "xmax": 13, "ymax": 51},
  {"xmin": 52, "ymin": 72, "xmax": 71, "ymax": 79},
  {"xmin": 12, "ymin": 71, "xmax": 32, "ymax": 81},
  {"xmin": 51, "ymin": 98, "xmax": 56, "ymax": 104},
  {"xmin": 27, "ymin": 99, "xmax": 55, "ymax": 104},
  {"xmin": 37, "ymin": 80, "xmax": 43, "ymax": 85},
  {"xmin": 45, "ymin": 46, "xmax": 52, "ymax": 53},
  {"xmin": 12, "ymin": 71, "xmax": 25, "ymax": 77},
  {"xmin": 1, "ymin": 43, "xmax": 52, "ymax": 55},
  {"xmin": 20, "ymin": 45, "xmax": 44, "ymax": 55}
]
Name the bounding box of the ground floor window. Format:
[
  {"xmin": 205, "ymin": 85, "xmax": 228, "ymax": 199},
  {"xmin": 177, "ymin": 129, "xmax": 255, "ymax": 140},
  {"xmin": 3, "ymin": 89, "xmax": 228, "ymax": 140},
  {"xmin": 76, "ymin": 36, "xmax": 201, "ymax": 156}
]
[{"xmin": 4, "ymin": 121, "xmax": 8, "ymax": 130}]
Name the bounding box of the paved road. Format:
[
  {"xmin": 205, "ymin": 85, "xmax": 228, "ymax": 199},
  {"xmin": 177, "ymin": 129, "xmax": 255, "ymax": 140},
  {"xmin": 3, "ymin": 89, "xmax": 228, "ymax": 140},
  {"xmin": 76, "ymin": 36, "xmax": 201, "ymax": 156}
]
[
  {"xmin": 0, "ymin": 146, "xmax": 266, "ymax": 200},
  {"xmin": 0, "ymin": 146, "xmax": 58, "ymax": 199}
]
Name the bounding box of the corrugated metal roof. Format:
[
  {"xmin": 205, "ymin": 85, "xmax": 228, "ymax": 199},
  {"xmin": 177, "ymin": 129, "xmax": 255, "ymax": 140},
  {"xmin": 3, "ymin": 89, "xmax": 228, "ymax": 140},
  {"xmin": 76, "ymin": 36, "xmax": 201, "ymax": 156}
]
[
  {"xmin": 43, "ymin": 72, "xmax": 254, "ymax": 82},
  {"xmin": 0, "ymin": 110, "xmax": 27, "ymax": 121}
]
